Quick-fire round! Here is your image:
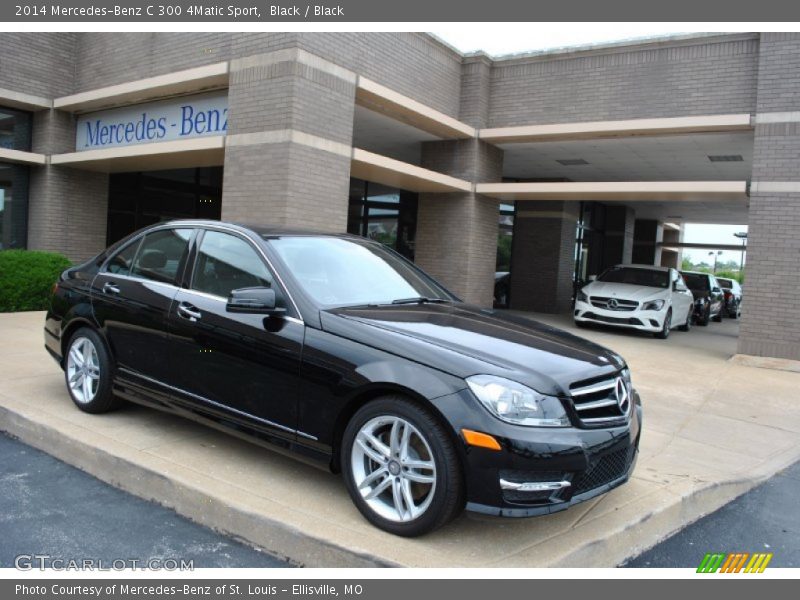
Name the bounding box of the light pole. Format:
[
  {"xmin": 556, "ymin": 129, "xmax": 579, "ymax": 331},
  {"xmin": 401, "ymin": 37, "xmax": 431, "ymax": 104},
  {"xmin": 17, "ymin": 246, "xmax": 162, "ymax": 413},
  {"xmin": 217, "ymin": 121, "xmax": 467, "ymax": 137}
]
[
  {"xmin": 734, "ymin": 231, "xmax": 747, "ymax": 274},
  {"xmin": 708, "ymin": 250, "xmax": 722, "ymax": 273}
]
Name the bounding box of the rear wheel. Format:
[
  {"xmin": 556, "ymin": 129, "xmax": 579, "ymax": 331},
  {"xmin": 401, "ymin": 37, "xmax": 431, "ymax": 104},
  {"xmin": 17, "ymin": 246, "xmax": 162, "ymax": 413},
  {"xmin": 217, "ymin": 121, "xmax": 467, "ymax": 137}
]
[
  {"xmin": 678, "ymin": 307, "xmax": 692, "ymax": 332},
  {"xmin": 713, "ymin": 308, "xmax": 723, "ymax": 322},
  {"xmin": 64, "ymin": 328, "xmax": 120, "ymax": 413},
  {"xmin": 655, "ymin": 309, "xmax": 672, "ymax": 339},
  {"xmin": 342, "ymin": 396, "xmax": 464, "ymax": 537},
  {"xmin": 697, "ymin": 305, "xmax": 710, "ymax": 326}
]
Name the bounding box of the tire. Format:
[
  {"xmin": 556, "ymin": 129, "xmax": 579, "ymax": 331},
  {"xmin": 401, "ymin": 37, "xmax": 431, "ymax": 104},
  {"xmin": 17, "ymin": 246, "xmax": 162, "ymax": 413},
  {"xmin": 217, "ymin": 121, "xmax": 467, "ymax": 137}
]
[
  {"xmin": 678, "ymin": 307, "xmax": 692, "ymax": 332},
  {"xmin": 697, "ymin": 306, "xmax": 710, "ymax": 326},
  {"xmin": 654, "ymin": 309, "xmax": 672, "ymax": 339},
  {"xmin": 729, "ymin": 302, "xmax": 739, "ymax": 319},
  {"xmin": 64, "ymin": 327, "xmax": 121, "ymax": 414},
  {"xmin": 713, "ymin": 308, "xmax": 723, "ymax": 323},
  {"xmin": 342, "ymin": 396, "xmax": 465, "ymax": 537}
]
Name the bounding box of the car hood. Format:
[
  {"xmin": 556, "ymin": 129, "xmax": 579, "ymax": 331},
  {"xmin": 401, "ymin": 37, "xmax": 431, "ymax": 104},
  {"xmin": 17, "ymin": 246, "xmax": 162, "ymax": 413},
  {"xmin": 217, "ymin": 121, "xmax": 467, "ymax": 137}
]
[
  {"xmin": 583, "ymin": 281, "xmax": 668, "ymax": 301},
  {"xmin": 320, "ymin": 303, "xmax": 624, "ymax": 397}
]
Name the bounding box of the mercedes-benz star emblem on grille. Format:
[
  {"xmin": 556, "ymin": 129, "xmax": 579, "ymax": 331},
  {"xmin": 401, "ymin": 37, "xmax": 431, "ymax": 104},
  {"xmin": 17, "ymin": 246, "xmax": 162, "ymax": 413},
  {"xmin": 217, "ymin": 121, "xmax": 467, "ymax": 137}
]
[
  {"xmin": 607, "ymin": 298, "xmax": 619, "ymax": 310},
  {"xmin": 614, "ymin": 377, "xmax": 629, "ymax": 411}
]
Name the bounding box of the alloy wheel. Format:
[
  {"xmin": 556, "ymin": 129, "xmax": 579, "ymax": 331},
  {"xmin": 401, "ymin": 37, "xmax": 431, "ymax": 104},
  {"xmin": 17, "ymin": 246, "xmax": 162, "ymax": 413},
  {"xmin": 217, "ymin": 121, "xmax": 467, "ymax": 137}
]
[
  {"xmin": 66, "ymin": 336, "xmax": 101, "ymax": 404},
  {"xmin": 350, "ymin": 415, "xmax": 437, "ymax": 523}
]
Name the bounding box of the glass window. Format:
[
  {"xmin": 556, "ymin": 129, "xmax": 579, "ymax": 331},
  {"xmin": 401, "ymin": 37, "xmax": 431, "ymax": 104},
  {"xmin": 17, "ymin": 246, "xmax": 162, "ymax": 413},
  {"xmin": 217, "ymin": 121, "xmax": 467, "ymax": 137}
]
[
  {"xmin": 269, "ymin": 236, "xmax": 451, "ymax": 308},
  {"xmin": 192, "ymin": 230, "xmax": 273, "ymax": 298},
  {"xmin": 681, "ymin": 272, "xmax": 711, "ymax": 292},
  {"xmin": 0, "ymin": 107, "xmax": 31, "ymax": 250},
  {"xmin": 598, "ymin": 266, "xmax": 669, "ymax": 288},
  {"xmin": 105, "ymin": 239, "xmax": 142, "ymax": 275},
  {"xmin": 130, "ymin": 228, "xmax": 192, "ymax": 285}
]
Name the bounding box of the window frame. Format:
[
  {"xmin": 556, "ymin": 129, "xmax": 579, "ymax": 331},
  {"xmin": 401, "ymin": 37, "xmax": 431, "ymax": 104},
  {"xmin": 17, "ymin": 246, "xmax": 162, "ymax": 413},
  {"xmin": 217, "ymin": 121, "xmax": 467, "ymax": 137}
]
[{"xmin": 100, "ymin": 225, "xmax": 194, "ymax": 287}]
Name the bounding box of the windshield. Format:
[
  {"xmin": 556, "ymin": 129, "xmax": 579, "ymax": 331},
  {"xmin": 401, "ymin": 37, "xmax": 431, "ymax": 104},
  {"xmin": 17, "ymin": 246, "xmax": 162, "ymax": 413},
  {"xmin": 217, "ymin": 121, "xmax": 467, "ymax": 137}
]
[
  {"xmin": 597, "ymin": 267, "xmax": 669, "ymax": 288},
  {"xmin": 267, "ymin": 236, "xmax": 454, "ymax": 307},
  {"xmin": 682, "ymin": 273, "xmax": 710, "ymax": 291}
]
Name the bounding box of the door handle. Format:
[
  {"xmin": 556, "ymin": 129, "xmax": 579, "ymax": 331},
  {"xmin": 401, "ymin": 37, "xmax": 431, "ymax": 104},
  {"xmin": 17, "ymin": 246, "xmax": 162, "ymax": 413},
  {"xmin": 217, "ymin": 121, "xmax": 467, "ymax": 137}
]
[
  {"xmin": 102, "ymin": 282, "xmax": 121, "ymax": 295},
  {"xmin": 177, "ymin": 302, "xmax": 202, "ymax": 322}
]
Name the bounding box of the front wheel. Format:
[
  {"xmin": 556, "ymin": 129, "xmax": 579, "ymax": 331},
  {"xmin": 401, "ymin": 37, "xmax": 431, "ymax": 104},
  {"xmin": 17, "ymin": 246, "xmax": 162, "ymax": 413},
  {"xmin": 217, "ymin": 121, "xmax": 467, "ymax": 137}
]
[
  {"xmin": 64, "ymin": 327, "xmax": 121, "ymax": 413},
  {"xmin": 342, "ymin": 396, "xmax": 464, "ymax": 537},
  {"xmin": 678, "ymin": 307, "xmax": 692, "ymax": 332},
  {"xmin": 654, "ymin": 309, "xmax": 672, "ymax": 339}
]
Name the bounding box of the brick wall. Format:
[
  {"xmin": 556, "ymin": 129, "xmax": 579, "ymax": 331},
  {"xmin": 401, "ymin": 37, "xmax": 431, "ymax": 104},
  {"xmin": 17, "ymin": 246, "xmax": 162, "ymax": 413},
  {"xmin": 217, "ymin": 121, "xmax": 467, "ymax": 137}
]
[
  {"xmin": 0, "ymin": 33, "xmax": 76, "ymax": 97},
  {"xmin": 415, "ymin": 139, "xmax": 503, "ymax": 306},
  {"xmin": 488, "ymin": 35, "xmax": 759, "ymax": 127},
  {"xmin": 509, "ymin": 201, "xmax": 580, "ymax": 313},
  {"xmin": 738, "ymin": 33, "xmax": 800, "ymax": 361}
]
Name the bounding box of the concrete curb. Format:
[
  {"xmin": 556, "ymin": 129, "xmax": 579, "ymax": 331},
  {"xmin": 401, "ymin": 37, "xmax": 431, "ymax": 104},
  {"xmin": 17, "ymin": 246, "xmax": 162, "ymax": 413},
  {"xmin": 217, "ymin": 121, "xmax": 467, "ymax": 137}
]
[
  {"xmin": 2, "ymin": 399, "xmax": 790, "ymax": 568},
  {"xmin": 0, "ymin": 405, "xmax": 398, "ymax": 568}
]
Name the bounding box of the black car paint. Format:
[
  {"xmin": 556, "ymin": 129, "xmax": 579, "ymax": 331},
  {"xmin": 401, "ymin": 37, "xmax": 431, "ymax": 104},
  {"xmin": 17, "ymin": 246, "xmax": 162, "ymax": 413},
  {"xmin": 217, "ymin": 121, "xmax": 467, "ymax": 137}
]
[
  {"xmin": 45, "ymin": 220, "xmax": 641, "ymax": 516},
  {"xmin": 680, "ymin": 271, "xmax": 725, "ymax": 322}
]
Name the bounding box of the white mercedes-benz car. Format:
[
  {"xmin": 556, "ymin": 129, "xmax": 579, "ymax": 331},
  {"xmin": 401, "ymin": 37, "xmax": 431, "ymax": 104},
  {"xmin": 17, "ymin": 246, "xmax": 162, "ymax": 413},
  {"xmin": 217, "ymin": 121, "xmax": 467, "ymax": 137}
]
[{"xmin": 574, "ymin": 264, "xmax": 694, "ymax": 339}]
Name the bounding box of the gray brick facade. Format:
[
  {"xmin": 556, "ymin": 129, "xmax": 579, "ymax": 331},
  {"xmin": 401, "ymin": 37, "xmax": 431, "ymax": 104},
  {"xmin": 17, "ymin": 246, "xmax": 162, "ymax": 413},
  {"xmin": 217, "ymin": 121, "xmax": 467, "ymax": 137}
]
[{"xmin": 738, "ymin": 33, "xmax": 800, "ymax": 361}]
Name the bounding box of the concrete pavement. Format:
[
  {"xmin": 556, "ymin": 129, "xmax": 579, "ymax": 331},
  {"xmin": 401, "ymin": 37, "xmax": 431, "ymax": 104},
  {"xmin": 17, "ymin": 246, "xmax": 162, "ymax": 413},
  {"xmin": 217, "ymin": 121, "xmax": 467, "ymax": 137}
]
[{"xmin": 1, "ymin": 310, "xmax": 799, "ymax": 567}]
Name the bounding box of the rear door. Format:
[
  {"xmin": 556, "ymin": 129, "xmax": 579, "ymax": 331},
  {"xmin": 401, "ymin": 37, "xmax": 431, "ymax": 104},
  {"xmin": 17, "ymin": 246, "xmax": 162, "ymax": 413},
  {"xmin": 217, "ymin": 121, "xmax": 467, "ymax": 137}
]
[
  {"xmin": 709, "ymin": 275, "xmax": 725, "ymax": 315},
  {"xmin": 91, "ymin": 227, "xmax": 193, "ymax": 385},
  {"xmin": 164, "ymin": 228, "xmax": 304, "ymax": 440}
]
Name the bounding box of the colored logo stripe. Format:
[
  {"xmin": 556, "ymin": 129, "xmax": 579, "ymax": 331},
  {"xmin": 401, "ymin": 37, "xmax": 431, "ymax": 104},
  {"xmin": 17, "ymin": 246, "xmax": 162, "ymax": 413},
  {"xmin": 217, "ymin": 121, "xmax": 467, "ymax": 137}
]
[{"xmin": 697, "ymin": 552, "xmax": 773, "ymax": 573}]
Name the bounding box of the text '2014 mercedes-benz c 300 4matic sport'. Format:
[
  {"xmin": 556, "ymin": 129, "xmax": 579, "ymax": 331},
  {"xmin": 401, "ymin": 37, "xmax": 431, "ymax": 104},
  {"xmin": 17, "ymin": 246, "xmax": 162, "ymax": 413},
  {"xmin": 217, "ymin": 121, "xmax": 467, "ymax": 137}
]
[{"xmin": 44, "ymin": 221, "xmax": 641, "ymax": 537}]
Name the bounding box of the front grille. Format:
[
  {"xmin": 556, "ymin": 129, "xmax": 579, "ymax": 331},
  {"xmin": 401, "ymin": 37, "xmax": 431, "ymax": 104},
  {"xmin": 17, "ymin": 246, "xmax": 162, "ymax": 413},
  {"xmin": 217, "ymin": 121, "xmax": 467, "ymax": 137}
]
[
  {"xmin": 569, "ymin": 372, "xmax": 631, "ymax": 426},
  {"xmin": 590, "ymin": 296, "xmax": 639, "ymax": 311},
  {"xmin": 582, "ymin": 312, "xmax": 643, "ymax": 326},
  {"xmin": 573, "ymin": 445, "xmax": 635, "ymax": 495}
]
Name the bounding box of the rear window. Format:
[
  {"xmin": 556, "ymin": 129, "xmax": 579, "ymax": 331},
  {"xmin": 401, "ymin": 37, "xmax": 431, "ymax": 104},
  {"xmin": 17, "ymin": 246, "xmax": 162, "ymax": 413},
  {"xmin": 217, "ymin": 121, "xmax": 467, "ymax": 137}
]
[
  {"xmin": 682, "ymin": 273, "xmax": 710, "ymax": 291},
  {"xmin": 597, "ymin": 267, "xmax": 669, "ymax": 288},
  {"xmin": 717, "ymin": 278, "xmax": 733, "ymax": 289}
]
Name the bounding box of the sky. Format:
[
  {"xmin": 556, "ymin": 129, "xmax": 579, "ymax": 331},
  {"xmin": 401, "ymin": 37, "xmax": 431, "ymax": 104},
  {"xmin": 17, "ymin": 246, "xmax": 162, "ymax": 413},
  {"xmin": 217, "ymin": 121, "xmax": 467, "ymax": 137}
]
[{"xmin": 432, "ymin": 27, "xmax": 749, "ymax": 269}]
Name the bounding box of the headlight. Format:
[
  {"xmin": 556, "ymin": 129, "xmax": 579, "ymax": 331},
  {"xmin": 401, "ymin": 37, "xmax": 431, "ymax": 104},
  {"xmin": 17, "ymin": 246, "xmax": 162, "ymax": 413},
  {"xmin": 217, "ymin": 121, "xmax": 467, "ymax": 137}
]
[
  {"xmin": 642, "ymin": 299, "xmax": 665, "ymax": 311},
  {"xmin": 466, "ymin": 375, "xmax": 569, "ymax": 427},
  {"xmin": 577, "ymin": 290, "xmax": 589, "ymax": 303}
]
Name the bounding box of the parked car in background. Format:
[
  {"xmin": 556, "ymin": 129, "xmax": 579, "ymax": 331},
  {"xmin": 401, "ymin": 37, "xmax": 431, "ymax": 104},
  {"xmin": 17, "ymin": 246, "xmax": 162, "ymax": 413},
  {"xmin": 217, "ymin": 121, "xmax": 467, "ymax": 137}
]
[
  {"xmin": 679, "ymin": 271, "xmax": 725, "ymax": 325},
  {"xmin": 716, "ymin": 277, "xmax": 743, "ymax": 319},
  {"xmin": 494, "ymin": 271, "xmax": 510, "ymax": 308},
  {"xmin": 574, "ymin": 264, "xmax": 694, "ymax": 339},
  {"xmin": 45, "ymin": 220, "xmax": 641, "ymax": 537}
]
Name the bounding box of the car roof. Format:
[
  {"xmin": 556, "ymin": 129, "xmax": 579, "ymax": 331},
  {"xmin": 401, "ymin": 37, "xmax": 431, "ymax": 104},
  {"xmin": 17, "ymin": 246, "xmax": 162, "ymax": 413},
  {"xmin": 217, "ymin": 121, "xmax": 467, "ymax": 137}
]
[
  {"xmin": 161, "ymin": 219, "xmax": 362, "ymax": 239},
  {"xmin": 612, "ymin": 263, "xmax": 672, "ymax": 272},
  {"xmin": 680, "ymin": 270, "xmax": 715, "ymax": 276}
]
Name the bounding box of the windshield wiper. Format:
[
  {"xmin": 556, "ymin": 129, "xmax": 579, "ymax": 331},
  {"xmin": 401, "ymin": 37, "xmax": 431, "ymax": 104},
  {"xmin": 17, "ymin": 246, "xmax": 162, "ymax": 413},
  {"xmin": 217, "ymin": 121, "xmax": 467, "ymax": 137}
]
[{"xmin": 390, "ymin": 296, "xmax": 451, "ymax": 305}]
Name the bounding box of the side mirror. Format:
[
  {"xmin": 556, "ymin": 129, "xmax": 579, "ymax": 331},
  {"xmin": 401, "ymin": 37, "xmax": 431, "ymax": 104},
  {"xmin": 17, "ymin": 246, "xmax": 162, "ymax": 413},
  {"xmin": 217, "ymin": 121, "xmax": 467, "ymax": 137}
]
[
  {"xmin": 226, "ymin": 287, "xmax": 285, "ymax": 316},
  {"xmin": 712, "ymin": 287, "xmax": 721, "ymax": 294},
  {"xmin": 588, "ymin": 275, "xmax": 597, "ymax": 282}
]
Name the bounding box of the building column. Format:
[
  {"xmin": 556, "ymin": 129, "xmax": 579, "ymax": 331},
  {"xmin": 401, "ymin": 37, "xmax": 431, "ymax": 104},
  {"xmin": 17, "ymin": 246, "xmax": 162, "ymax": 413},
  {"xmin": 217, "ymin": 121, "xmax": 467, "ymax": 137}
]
[
  {"xmin": 508, "ymin": 201, "xmax": 579, "ymax": 313},
  {"xmin": 414, "ymin": 139, "xmax": 503, "ymax": 306},
  {"xmin": 221, "ymin": 49, "xmax": 356, "ymax": 232},
  {"xmin": 738, "ymin": 33, "xmax": 800, "ymax": 361},
  {"xmin": 659, "ymin": 226, "xmax": 683, "ymax": 269},
  {"xmin": 602, "ymin": 205, "xmax": 636, "ymax": 267},
  {"xmin": 632, "ymin": 219, "xmax": 664, "ymax": 265},
  {"xmin": 28, "ymin": 109, "xmax": 109, "ymax": 261}
]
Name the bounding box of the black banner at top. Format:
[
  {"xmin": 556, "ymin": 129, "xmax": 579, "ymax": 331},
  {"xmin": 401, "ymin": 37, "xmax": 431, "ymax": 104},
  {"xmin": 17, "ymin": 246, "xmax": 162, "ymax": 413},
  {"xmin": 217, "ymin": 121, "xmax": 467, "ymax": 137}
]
[{"xmin": 3, "ymin": 0, "xmax": 800, "ymax": 22}]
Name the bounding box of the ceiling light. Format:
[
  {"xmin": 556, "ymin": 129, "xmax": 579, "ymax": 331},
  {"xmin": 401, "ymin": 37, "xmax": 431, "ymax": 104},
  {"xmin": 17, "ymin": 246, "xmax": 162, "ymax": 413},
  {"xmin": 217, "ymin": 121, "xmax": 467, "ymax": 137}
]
[
  {"xmin": 556, "ymin": 158, "xmax": 589, "ymax": 166},
  {"xmin": 707, "ymin": 155, "xmax": 743, "ymax": 162}
]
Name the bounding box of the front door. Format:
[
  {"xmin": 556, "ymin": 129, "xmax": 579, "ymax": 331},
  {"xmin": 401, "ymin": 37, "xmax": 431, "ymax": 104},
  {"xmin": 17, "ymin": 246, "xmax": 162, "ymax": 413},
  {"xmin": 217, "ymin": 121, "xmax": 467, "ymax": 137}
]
[{"xmin": 165, "ymin": 228, "xmax": 304, "ymax": 441}]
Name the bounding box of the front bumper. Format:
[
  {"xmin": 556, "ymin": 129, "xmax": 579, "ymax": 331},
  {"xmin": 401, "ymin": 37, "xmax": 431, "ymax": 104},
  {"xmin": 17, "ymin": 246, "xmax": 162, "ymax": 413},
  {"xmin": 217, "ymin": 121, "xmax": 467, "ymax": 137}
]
[
  {"xmin": 573, "ymin": 299, "xmax": 667, "ymax": 333},
  {"xmin": 431, "ymin": 387, "xmax": 642, "ymax": 517}
]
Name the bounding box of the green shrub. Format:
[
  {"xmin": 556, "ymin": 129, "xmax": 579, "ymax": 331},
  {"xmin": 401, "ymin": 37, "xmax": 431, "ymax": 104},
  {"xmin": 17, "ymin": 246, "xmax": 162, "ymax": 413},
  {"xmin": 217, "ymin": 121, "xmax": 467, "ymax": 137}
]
[{"xmin": 0, "ymin": 249, "xmax": 72, "ymax": 312}]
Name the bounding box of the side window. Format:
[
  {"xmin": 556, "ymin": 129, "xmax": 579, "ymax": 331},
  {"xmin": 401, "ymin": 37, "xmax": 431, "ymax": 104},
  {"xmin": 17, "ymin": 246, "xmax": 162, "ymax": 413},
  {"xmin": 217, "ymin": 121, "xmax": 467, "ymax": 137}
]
[
  {"xmin": 130, "ymin": 228, "xmax": 192, "ymax": 285},
  {"xmin": 105, "ymin": 239, "xmax": 141, "ymax": 275},
  {"xmin": 191, "ymin": 230, "xmax": 273, "ymax": 298}
]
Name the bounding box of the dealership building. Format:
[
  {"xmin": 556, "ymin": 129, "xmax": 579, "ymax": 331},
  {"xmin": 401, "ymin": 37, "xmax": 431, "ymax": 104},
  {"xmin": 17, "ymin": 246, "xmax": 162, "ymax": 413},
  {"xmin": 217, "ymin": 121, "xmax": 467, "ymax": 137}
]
[{"xmin": 0, "ymin": 32, "xmax": 797, "ymax": 361}]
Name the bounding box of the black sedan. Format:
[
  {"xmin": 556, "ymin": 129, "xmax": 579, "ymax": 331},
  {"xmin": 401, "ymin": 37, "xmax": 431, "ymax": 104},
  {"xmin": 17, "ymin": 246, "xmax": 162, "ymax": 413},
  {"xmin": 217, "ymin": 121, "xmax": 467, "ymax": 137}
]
[
  {"xmin": 679, "ymin": 271, "xmax": 725, "ymax": 326},
  {"xmin": 45, "ymin": 220, "xmax": 641, "ymax": 537}
]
